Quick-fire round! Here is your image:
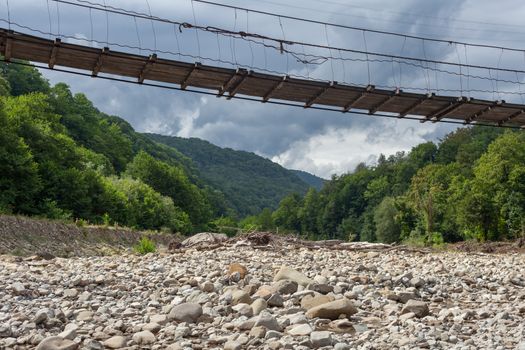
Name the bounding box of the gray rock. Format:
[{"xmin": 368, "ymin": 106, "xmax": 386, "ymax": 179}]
[
  {"xmin": 231, "ymin": 289, "xmax": 252, "ymax": 305},
  {"xmin": 287, "ymin": 323, "xmax": 313, "ymax": 336},
  {"xmin": 63, "ymin": 289, "xmax": 78, "ymax": 298},
  {"xmin": 35, "ymin": 336, "xmax": 78, "ymax": 350},
  {"xmin": 401, "ymin": 300, "xmax": 429, "ymax": 318},
  {"xmin": 267, "ymin": 293, "xmax": 284, "ymax": 307},
  {"xmin": 251, "ymin": 298, "xmax": 267, "ymax": 316},
  {"xmin": 254, "ymin": 315, "xmax": 282, "ymax": 332},
  {"xmin": 272, "ymin": 280, "xmax": 298, "ymax": 294},
  {"xmin": 168, "ymin": 303, "xmax": 203, "ymax": 323},
  {"xmin": 305, "ymin": 298, "xmax": 358, "ymax": 320},
  {"xmin": 249, "ymin": 326, "xmax": 267, "ymax": 338},
  {"xmin": 274, "ymin": 266, "xmax": 314, "ymax": 287},
  {"xmin": 224, "ymin": 340, "xmax": 242, "ymax": 350},
  {"xmin": 12, "ymin": 282, "xmax": 26, "ymax": 295},
  {"xmin": 34, "ymin": 309, "xmax": 49, "ymax": 325},
  {"xmin": 76, "ymin": 311, "xmax": 93, "ymax": 321},
  {"xmin": 310, "ymin": 331, "xmax": 332, "ymax": 348},
  {"xmin": 132, "ymin": 330, "xmax": 156, "ymax": 345},
  {"xmin": 103, "ymin": 336, "xmax": 127, "ymax": 349},
  {"xmin": 181, "ymin": 232, "xmax": 228, "ymax": 247},
  {"xmin": 85, "ymin": 340, "xmax": 103, "ymax": 350}
]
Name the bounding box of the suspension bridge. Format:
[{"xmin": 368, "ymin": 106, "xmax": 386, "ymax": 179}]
[{"xmin": 2, "ymin": 0, "xmax": 525, "ymax": 128}]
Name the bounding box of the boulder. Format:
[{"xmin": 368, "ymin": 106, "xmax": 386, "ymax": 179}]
[
  {"xmin": 401, "ymin": 300, "xmax": 429, "ymax": 318},
  {"xmin": 132, "ymin": 330, "xmax": 156, "ymax": 345},
  {"xmin": 36, "ymin": 336, "xmax": 78, "ymax": 350},
  {"xmin": 301, "ymin": 294, "xmax": 334, "ymax": 310},
  {"xmin": 272, "ymin": 280, "xmax": 298, "ymax": 295},
  {"xmin": 310, "ymin": 331, "xmax": 332, "ymax": 348},
  {"xmin": 273, "ymin": 266, "xmax": 313, "ymax": 287},
  {"xmin": 103, "ymin": 336, "xmax": 127, "ymax": 349},
  {"xmin": 168, "ymin": 303, "xmax": 203, "ymax": 323},
  {"xmin": 181, "ymin": 232, "xmax": 227, "ymax": 247},
  {"xmin": 306, "ymin": 298, "xmax": 357, "ymax": 320},
  {"xmin": 253, "ymin": 315, "xmax": 282, "ymax": 332}
]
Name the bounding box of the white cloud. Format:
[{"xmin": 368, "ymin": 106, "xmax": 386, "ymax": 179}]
[
  {"xmin": 272, "ymin": 117, "xmax": 437, "ymax": 178},
  {"xmin": 11, "ymin": 0, "xmax": 524, "ymax": 176}
]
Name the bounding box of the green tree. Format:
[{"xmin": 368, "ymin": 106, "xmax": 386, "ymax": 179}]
[
  {"xmin": 0, "ymin": 98, "xmax": 41, "ymax": 213},
  {"xmin": 374, "ymin": 197, "xmax": 401, "ymax": 243},
  {"xmin": 0, "ymin": 62, "xmax": 50, "ymax": 96},
  {"xmin": 273, "ymin": 193, "xmax": 302, "ymax": 232},
  {"xmin": 126, "ymin": 151, "xmax": 211, "ymax": 228}
]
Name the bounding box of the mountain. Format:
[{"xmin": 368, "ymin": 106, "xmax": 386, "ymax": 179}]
[
  {"xmin": 145, "ymin": 134, "xmax": 314, "ymax": 216},
  {"xmin": 290, "ymin": 169, "xmax": 326, "ymax": 190}
]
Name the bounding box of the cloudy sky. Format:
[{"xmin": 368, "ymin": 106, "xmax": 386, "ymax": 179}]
[{"xmin": 4, "ymin": 0, "xmax": 525, "ymax": 178}]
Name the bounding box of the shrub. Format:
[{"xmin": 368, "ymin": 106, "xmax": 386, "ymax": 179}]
[{"xmin": 133, "ymin": 236, "xmax": 156, "ymax": 254}]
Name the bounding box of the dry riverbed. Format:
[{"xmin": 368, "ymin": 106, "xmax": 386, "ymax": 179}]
[{"xmin": 1, "ymin": 238, "xmax": 524, "ymax": 349}]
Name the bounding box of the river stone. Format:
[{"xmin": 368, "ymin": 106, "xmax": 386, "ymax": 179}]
[
  {"xmin": 103, "ymin": 336, "xmax": 127, "ymax": 349},
  {"xmin": 251, "ymin": 298, "xmax": 267, "ymax": 315},
  {"xmin": 310, "ymin": 331, "xmax": 332, "ymax": 348},
  {"xmin": 168, "ymin": 303, "xmax": 203, "ymax": 323},
  {"xmin": 224, "ymin": 340, "xmax": 242, "ymax": 350},
  {"xmin": 274, "ymin": 266, "xmax": 313, "ymax": 286},
  {"xmin": 401, "ymin": 300, "xmax": 429, "ymax": 318},
  {"xmin": 76, "ymin": 311, "xmax": 93, "ymax": 321},
  {"xmin": 301, "ymin": 294, "xmax": 335, "ymax": 310},
  {"xmin": 181, "ymin": 232, "xmax": 227, "ymax": 247},
  {"xmin": 305, "ymin": 298, "xmax": 357, "ymax": 320},
  {"xmin": 36, "ymin": 336, "xmax": 78, "ymax": 350},
  {"xmin": 272, "ymin": 280, "xmax": 298, "ymax": 294},
  {"xmin": 132, "ymin": 330, "xmax": 156, "ymax": 345},
  {"xmin": 253, "ymin": 315, "xmax": 282, "ymax": 332},
  {"xmin": 288, "ymin": 323, "xmax": 313, "ymax": 336},
  {"xmin": 231, "ymin": 289, "xmax": 252, "ymax": 305},
  {"xmin": 228, "ymin": 263, "xmax": 248, "ymax": 279}
]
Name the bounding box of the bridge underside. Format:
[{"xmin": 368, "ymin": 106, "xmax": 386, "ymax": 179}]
[{"xmin": 1, "ymin": 29, "xmax": 524, "ymax": 127}]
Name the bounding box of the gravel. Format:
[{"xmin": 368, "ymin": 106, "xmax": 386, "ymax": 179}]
[{"xmin": 0, "ymin": 242, "xmax": 524, "ymax": 349}]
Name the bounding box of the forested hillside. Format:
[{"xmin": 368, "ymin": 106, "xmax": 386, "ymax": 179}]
[
  {"xmin": 245, "ymin": 127, "xmax": 525, "ymax": 244},
  {"xmin": 0, "ymin": 62, "xmax": 222, "ymax": 233},
  {"xmin": 0, "ymin": 61, "xmax": 322, "ymax": 233},
  {"xmin": 147, "ymin": 134, "xmax": 318, "ymax": 215}
]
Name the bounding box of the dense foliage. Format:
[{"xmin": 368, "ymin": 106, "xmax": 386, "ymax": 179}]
[
  {"xmin": 0, "ymin": 61, "xmax": 323, "ymax": 233},
  {"xmin": 2, "ymin": 61, "xmax": 523, "ymax": 244},
  {"xmin": 147, "ymin": 134, "xmax": 318, "ymax": 216},
  {"xmin": 0, "ymin": 62, "xmax": 216, "ymax": 233},
  {"xmin": 247, "ymin": 127, "xmax": 525, "ymax": 244}
]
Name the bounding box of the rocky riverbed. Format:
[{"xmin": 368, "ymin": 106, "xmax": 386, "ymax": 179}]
[{"xmin": 1, "ymin": 240, "xmax": 524, "ymax": 349}]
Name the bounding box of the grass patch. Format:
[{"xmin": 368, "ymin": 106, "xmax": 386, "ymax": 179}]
[{"xmin": 133, "ymin": 236, "xmax": 156, "ymax": 255}]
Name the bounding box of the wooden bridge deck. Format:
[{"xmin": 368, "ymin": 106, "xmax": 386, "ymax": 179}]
[{"xmin": 1, "ymin": 29, "xmax": 524, "ymax": 127}]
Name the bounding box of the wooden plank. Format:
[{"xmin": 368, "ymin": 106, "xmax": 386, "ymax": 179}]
[
  {"xmin": 217, "ymin": 68, "xmax": 246, "ymax": 97},
  {"xmin": 227, "ymin": 70, "xmax": 252, "ymax": 100},
  {"xmin": 343, "ymin": 84, "xmax": 374, "ymax": 112},
  {"xmin": 48, "ymin": 38, "xmax": 61, "ymax": 69},
  {"xmin": 499, "ymin": 109, "xmax": 525, "ymax": 125},
  {"xmin": 138, "ymin": 54, "xmax": 157, "ymax": 84},
  {"xmin": 369, "ymin": 89, "xmax": 401, "ymax": 114},
  {"xmin": 263, "ymin": 75, "xmax": 289, "ymax": 102},
  {"xmin": 424, "ymin": 97, "xmax": 468, "ymax": 123},
  {"xmin": 304, "ymin": 81, "xmax": 336, "ymax": 108},
  {"xmin": 92, "ymin": 47, "xmax": 109, "ymax": 77},
  {"xmin": 180, "ymin": 62, "xmax": 201, "ymax": 89},
  {"xmin": 398, "ymin": 93, "xmax": 435, "ymax": 118},
  {"xmin": 465, "ymin": 101, "xmax": 503, "ymax": 123}
]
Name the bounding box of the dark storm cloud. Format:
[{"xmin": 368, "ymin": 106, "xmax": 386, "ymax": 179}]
[{"xmin": 5, "ymin": 0, "xmax": 525, "ymax": 176}]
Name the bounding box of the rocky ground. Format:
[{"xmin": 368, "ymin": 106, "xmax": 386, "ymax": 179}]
[
  {"xmin": 1, "ymin": 234, "xmax": 524, "ymax": 350},
  {"xmin": 0, "ymin": 215, "xmax": 172, "ymax": 257}
]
